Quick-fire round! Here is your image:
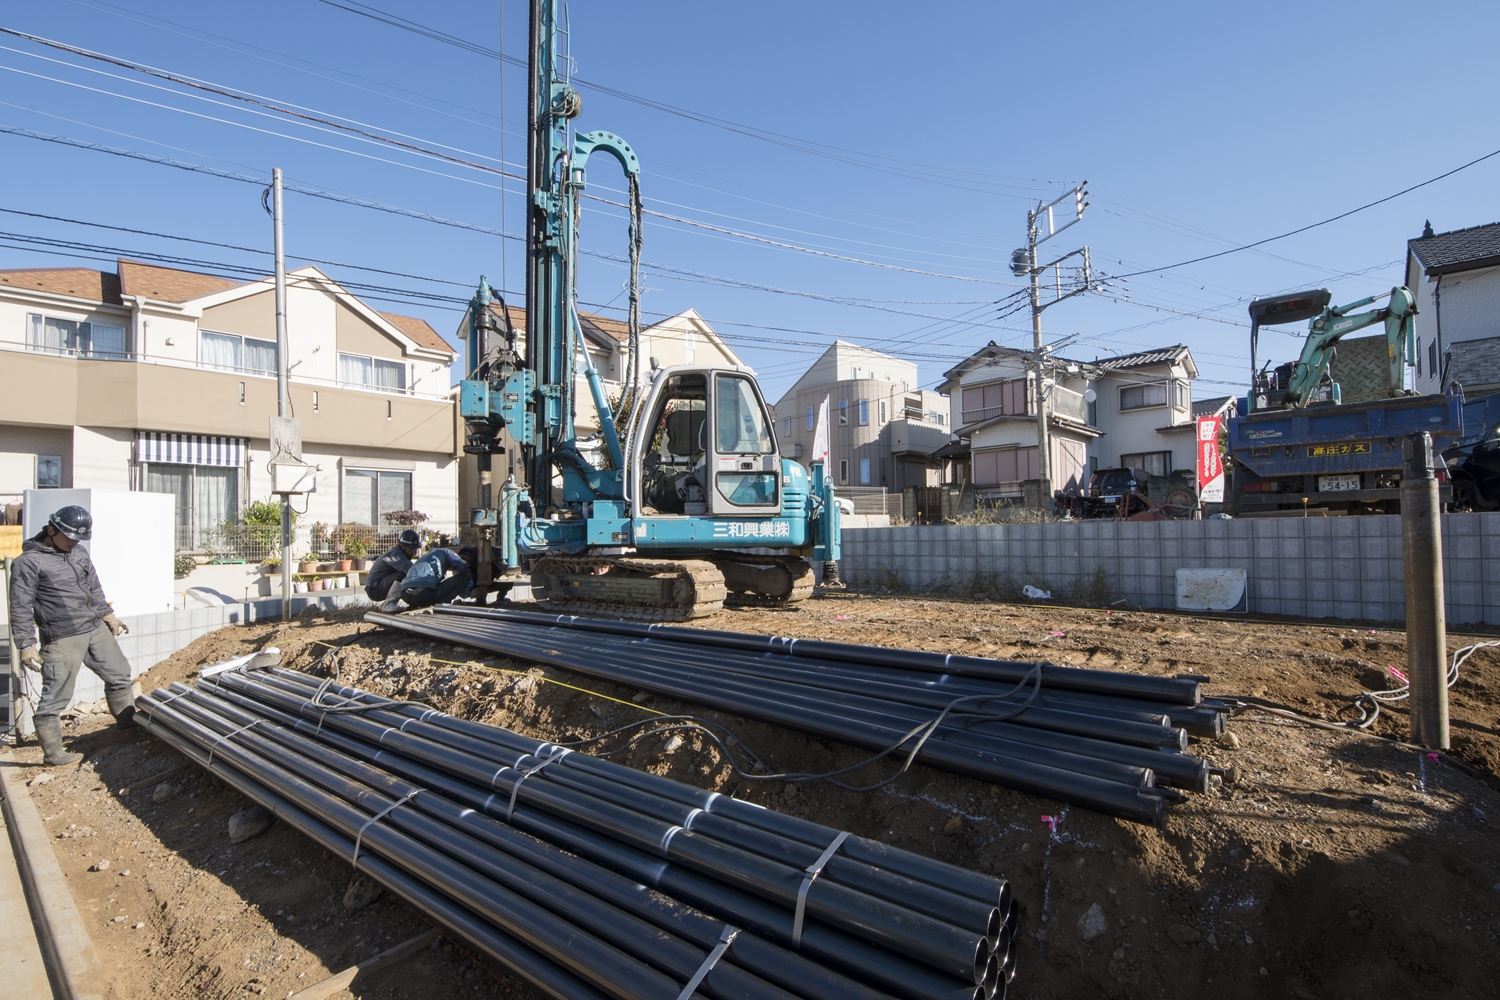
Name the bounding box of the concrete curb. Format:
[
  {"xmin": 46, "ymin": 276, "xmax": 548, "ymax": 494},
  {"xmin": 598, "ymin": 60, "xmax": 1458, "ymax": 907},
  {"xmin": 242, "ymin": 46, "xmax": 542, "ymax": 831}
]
[
  {"xmin": 0, "ymin": 777, "xmax": 53, "ymax": 1000},
  {"xmin": 0, "ymin": 756, "xmax": 108, "ymax": 1000}
]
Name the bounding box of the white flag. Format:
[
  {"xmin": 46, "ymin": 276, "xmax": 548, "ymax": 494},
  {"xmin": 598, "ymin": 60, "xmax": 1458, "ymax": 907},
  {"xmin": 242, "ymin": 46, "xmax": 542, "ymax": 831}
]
[{"xmin": 811, "ymin": 395, "xmax": 830, "ymax": 465}]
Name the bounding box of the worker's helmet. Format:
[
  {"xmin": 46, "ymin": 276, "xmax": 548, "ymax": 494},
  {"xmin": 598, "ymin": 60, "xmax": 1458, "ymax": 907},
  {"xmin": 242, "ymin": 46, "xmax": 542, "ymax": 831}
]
[
  {"xmin": 397, "ymin": 529, "xmax": 421, "ymax": 549},
  {"xmin": 48, "ymin": 505, "xmax": 93, "ymax": 541}
]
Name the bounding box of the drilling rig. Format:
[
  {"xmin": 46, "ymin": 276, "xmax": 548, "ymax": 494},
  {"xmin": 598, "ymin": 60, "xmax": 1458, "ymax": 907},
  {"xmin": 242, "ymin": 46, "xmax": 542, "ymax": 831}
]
[{"xmin": 457, "ymin": 0, "xmax": 840, "ymax": 619}]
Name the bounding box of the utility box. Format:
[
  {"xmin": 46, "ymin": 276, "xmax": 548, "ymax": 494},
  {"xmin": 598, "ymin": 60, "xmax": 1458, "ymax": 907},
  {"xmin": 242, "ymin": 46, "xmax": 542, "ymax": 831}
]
[{"xmin": 21, "ymin": 488, "xmax": 175, "ymax": 617}]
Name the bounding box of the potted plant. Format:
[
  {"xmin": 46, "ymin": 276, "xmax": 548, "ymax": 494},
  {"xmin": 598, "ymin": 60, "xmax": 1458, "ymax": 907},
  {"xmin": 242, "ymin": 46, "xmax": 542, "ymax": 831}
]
[
  {"xmin": 308, "ymin": 577, "xmax": 324, "ymax": 591},
  {"xmin": 298, "ymin": 557, "xmax": 319, "ymax": 574},
  {"xmin": 341, "ymin": 525, "xmax": 371, "ymax": 570}
]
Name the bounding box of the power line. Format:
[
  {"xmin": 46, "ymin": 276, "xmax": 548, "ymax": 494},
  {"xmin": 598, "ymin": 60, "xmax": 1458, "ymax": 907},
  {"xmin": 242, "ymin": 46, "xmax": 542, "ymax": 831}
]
[{"xmin": 1112, "ymin": 144, "xmax": 1500, "ymax": 279}]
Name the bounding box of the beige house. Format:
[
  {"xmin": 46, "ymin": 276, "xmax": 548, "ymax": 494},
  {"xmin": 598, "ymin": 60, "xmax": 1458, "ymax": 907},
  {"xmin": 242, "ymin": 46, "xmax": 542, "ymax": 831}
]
[
  {"xmin": 0, "ymin": 259, "xmax": 460, "ymax": 548},
  {"xmin": 774, "ymin": 341, "xmax": 949, "ymax": 491}
]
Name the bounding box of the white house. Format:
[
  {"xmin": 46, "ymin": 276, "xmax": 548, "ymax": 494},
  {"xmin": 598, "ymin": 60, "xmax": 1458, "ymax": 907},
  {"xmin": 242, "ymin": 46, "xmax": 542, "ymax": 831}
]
[{"xmin": 1406, "ymin": 220, "xmax": 1500, "ymax": 396}]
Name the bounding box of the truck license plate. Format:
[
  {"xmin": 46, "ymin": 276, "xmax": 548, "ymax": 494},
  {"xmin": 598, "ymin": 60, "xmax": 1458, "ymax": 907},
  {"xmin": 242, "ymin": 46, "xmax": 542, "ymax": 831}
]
[{"xmin": 1317, "ymin": 474, "xmax": 1361, "ymax": 492}]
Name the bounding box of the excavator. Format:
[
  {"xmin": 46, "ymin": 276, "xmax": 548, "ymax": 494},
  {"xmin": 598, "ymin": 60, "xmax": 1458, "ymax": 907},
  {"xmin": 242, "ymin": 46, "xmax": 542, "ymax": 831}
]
[
  {"xmin": 1227, "ymin": 286, "xmax": 1464, "ymax": 513},
  {"xmin": 456, "ymin": 0, "xmax": 840, "ymax": 619}
]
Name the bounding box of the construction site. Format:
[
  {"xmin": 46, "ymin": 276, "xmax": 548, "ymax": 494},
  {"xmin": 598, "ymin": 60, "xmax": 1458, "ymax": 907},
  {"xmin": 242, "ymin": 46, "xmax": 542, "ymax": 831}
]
[{"xmin": 4, "ymin": 2, "xmax": 1500, "ymax": 1000}]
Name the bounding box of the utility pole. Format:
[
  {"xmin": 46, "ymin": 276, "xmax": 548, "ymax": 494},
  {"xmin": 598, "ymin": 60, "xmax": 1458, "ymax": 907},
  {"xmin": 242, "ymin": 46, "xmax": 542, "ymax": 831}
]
[
  {"xmin": 1401, "ymin": 432, "xmax": 1448, "ymax": 747},
  {"xmin": 273, "ymin": 167, "xmax": 292, "ymax": 623},
  {"xmin": 1013, "ymin": 182, "xmax": 1093, "ymax": 509}
]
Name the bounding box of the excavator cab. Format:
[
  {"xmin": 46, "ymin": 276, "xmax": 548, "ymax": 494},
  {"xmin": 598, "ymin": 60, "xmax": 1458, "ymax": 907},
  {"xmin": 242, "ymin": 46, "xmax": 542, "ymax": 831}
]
[
  {"xmin": 632, "ymin": 366, "xmax": 781, "ymax": 519},
  {"xmin": 1248, "ymin": 289, "xmax": 1331, "ymax": 412}
]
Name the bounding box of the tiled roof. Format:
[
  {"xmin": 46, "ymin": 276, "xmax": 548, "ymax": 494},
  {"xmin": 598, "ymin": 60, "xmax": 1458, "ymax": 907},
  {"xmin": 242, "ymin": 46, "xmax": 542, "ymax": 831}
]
[
  {"xmin": 1448, "ymin": 336, "xmax": 1500, "ymax": 391},
  {"xmin": 118, "ymin": 259, "xmax": 242, "ymax": 302},
  {"xmin": 1092, "ymin": 345, "xmax": 1192, "ymax": 370},
  {"xmin": 1192, "ymin": 395, "xmax": 1236, "ymax": 418},
  {"xmin": 0, "ymin": 267, "xmax": 122, "ymax": 304},
  {"xmin": 485, "ymin": 303, "xmax": 629, "ymax": 346},
  {"xmin": 379, "ymin": 311, "xmax": 455, "ymax": 355},
  {"xmin": 1409, "ymin": 221, "xmax": 1500, "ymax": 276}
]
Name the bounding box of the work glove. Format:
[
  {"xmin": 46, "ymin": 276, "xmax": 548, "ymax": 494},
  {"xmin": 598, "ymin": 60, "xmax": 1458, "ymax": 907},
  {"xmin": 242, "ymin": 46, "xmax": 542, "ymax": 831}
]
[
  {"xmin": 19, "ymin": 645, "xmax": 42, "ymax": 671},
  {"xmin": 102, "ymin": 613, "xmax": 129, "ymax": 637}
]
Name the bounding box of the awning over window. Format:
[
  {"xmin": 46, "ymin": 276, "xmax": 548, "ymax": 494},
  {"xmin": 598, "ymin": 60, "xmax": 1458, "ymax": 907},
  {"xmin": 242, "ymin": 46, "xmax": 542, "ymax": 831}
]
[{"xmin": 136, "ymin": 431, "xmax": 247, "ymax": 468}]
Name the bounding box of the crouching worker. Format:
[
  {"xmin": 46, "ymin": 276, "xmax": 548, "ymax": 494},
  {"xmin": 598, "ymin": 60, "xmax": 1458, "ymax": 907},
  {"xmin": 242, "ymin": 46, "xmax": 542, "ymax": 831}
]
[
  {"xmin": 363, "ymin": 528, "xmax": 421, "ymax": 603},
  {"xmin": 380, "ymin": 546, "xmax": 477, "ymax": 612},
  {"xmin": 8, "ymin": 506, "xmax": 136, "ymax": 766}
]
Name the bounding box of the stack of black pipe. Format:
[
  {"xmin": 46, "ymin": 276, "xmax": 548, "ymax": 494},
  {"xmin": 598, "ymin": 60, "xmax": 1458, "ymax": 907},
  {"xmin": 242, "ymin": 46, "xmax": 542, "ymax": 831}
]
[
  {"xmin": 134, "ymin": 665, "xmax": 1017, "ymax": 1000},
  {"xmin": 367, "ymin": 607, "xmax": 1232, "ymax": 825}
]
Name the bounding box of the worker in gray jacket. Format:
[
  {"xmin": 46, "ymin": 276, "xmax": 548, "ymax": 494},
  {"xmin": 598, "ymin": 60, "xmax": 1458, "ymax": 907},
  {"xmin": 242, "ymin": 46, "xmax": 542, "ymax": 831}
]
[
  {"xmin": 8, "ymin": 505, "xmax": 135, "ymax": 765},
  {"xmin": 363, "ymin": 528, "xmax": 421, "ymax": 602}
]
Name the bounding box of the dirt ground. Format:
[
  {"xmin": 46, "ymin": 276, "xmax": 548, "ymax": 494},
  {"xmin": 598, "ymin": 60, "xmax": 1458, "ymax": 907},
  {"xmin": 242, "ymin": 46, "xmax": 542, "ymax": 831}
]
[{"xmin": 8, "ymin": 593, "xmax": 1500, "ymax": 1000}]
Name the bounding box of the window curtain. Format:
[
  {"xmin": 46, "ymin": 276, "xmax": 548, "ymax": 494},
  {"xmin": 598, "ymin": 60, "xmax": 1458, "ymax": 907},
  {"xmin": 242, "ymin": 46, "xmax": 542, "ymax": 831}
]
[
  {"xmin": 200, "ymin": 331, "xmax": 241, "ymax": 370},
  {"xmin": 193, "ymin": 467, "xmax": 238, "ymax": 546},
  {"xmin": 90, "ymin": 323, "xmax": 125, "ymax": 358},
  {"xmin": 374, "ymin": 359, "xmax": 407, "ymax": 390},
  {"xmin": 343, "ymin": 470, "xmax": 377, "ymax": 525},
  {"xmin": 339, "ymin": 353, "xmax": 372, "ymax": 386},
  {"xmin": 243, "ymin": 338, "xmax": 277, "ymax": 375},
  {"xmin": 146, "ymin": 465, "xmax": 192, "ymax": 549},
  {"xmin": 377, "ymin": 471, "xmax": 411, "ymax": 519}
]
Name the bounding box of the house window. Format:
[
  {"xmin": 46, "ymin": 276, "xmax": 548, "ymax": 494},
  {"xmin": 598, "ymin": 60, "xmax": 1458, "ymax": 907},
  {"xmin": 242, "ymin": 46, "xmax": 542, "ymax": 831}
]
[
  {"xmin": 793, "ymin": 443, "xmax": 802, "ymax": 458},
  {"xmin": 1087, "ymin": 399, "xmax": 1098, "ymax": 426},
  {"xmin": 880, "ymin": 458, "xmax": 887, "ymax": 485},
  {"xmin": 1121, "ymin": 451, "xmax": 1171, "ymax": 477},
  {"xmin": 929, "ymin": 411, "xmax": 945, "ymax": 426},
  {"xmin": 1173, "ymin": 382, "xmax": 1188, "ymax": 409},
  {"xmin": 27, "ymin": 313, "xmax": 126, "ymax": 358},
  {"xmin": 343, "ymin": 469, "xmax": 412, "ymax": 526},
  {"xmin": 144, "ymin": 463, "xmax": 240, "ymax": 551},
  {"xmin": 36, "ymin": 455, "xmax": 62, "ymax": 488},
  {"xmin": 338, "ymin": 352, "xmax": 407, "ymax": 391},
  {"xmin": 859, "ymin": 400, "xmax": 869, "ymax": 425},
  {"xmin": 806, "ymin": 406, "xmax": 815, "ymax": 430},
  {"xmin": 838, "ymin": 459, "xmax": 848, "ymax": 484},
  {"xmin": 1429, "ymin": 340, "xmax": 1438, "ymax": 378},
  {"xmin": 838, "ymin": 400, "xmax": 848, "ymax": 425},
  {"xmin": 782, "ymin": 417, "xmax": 791, "ymax": 436},
  {"xmin": 859, "ymin": 458, "xmax": 871, "ymax": 485},
  {"xmin": 201, "ymin": 330, "xmax": 277, "ymax": 375},
  {"xmin": 878, "ymin": 400, "xmax": 887, "ymax": 423},
  {"xmin": 1120, "ymin": 383, "xmax": 1168, "ymax": 410}
]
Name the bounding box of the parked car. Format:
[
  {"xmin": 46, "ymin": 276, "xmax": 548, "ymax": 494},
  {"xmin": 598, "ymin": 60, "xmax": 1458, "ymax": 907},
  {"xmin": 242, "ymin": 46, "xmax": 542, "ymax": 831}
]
[{"xmin": 1445, "ymin": 391, "xmax": 1500, "ymax": 510}]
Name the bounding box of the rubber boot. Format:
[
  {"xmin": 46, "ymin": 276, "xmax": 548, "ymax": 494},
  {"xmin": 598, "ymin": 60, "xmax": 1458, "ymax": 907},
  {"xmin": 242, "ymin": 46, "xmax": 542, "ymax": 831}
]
[
  {"xmin": 106, "ymin": 688, "xmax": 137, "ymax": 729},
  {"xmin": 35, "ymin": 716, "xmax": 83, "ymax": 766},
  {"xmin": 380, "ymin": 579, "xmax": 406, "ymax": 613}
]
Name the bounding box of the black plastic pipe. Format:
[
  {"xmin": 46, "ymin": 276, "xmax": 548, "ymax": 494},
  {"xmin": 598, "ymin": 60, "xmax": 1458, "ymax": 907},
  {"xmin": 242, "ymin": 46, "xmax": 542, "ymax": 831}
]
[
  {"xmin": 182, "ymin": 679, "xmax": 989, "ymax": 1000},
  {"xmin": 200, "ymin": 670, "xmax": 997, "ymax": 984},
  {"xmin": 364, "ymin": 612, "xmax": 1165, "ymax": 824},
  {"xmin": 437, "ymin": 607, "xmax": 1202, "ymax": 704},
  {"xmin": 132, "ymin": 700, "xmax": 616, "ymax": 1000}
]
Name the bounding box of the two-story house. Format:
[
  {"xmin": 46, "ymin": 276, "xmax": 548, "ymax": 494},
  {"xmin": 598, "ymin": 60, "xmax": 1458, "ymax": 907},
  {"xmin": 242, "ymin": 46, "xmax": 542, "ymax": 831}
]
[
  {"xmin": 1407, "ymin": 220, "xmax": 1500, "ymax": 396},
  {"xmin": 773, "ymin": 341, "xmax": 949, "ymax": 491},
  {"xmin": 938, "ymin": 341, "xmax": 1200, "ymax": 497},
  {"xmin": 0, "ymin": 259, "xmax": 460, "ymax": 548}
]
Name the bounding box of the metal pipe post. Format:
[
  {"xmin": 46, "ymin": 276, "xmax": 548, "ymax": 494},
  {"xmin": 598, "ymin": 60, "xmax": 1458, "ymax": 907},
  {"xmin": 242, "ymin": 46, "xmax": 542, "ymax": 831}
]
[
  {"xmin": 1401, "ymin": 431, "xmax": 1448, "ymax": 748},
  {"xmin": 272, "ymin": 168, "xmax": 292, "ymax": 623}
]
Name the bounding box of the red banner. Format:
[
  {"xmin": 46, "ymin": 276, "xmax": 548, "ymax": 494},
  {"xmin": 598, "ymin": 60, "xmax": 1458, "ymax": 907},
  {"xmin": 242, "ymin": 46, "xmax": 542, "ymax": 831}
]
[{"xmin": 1197, "ymin": 416, "xmax": 1224, "ymax": 502}]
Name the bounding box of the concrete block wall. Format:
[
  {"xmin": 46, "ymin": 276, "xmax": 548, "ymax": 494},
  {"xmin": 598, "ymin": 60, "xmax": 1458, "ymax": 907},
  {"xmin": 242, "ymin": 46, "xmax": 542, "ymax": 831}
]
[{"xmin": 838, "ymin": 512, "xmax": 1500, "ymax": 625}]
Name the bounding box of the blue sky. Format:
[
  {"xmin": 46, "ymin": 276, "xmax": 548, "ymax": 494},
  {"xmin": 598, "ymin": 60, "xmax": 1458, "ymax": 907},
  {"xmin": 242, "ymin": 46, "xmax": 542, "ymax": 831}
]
[{"xmin": 3, "ymin": 0, "xmax": 1497, "ymax": 402}]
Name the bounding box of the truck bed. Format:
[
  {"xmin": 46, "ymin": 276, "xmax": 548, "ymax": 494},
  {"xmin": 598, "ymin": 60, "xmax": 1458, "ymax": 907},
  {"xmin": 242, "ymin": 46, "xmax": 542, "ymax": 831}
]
[{"xmin": 1227, "ymin": 392, "xmax": 1463, "ymax": 510}]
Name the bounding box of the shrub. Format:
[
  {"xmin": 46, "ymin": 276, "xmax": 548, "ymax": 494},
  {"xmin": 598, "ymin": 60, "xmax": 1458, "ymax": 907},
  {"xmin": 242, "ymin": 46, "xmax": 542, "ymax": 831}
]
[
  {"xmin": 383, "ymin": 509, "xmax": 430, "ymax": 527},
  {"xmin": 174, "ymin": 552, "xmax": 197, "ymax": 579}
]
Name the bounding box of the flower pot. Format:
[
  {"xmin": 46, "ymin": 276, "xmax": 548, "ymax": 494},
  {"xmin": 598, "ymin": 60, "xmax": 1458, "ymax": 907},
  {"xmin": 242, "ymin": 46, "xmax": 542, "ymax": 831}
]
[
  {"xmin": 297, "ymin": 561, "xmax": 317, "ymax": 573},
  {"xmin": 308, "ymin": 579, "xmax": 324, "ymax": 591},
  {"xmin": 338, "ymin": 559, "xmax": 354, "ymax": 571},
  {"xmin": 353, "ymin": 558, "xmax": 369, "ymax": 571},
  {"xmin": 293, "ymin": 581, "xmax": 308, "ymax": 593}
]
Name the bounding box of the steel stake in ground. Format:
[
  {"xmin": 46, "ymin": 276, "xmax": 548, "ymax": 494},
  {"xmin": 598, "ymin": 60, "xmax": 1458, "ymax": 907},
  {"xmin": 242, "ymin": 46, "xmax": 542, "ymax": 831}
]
[{"xmin": 1401, "ymin": 431, "xmax": 1448, "ymax": 748}]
